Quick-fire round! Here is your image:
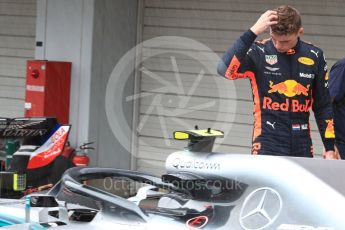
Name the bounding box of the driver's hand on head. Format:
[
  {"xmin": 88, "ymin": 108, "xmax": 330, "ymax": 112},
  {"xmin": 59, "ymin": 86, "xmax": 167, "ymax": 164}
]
[
  {"xmin": 250, "ymin": 10, "xmax": 278, "ymax": 36},
  {"xmin": 323, "ymin": 150, "xmax": 340, "ymax": 160}
]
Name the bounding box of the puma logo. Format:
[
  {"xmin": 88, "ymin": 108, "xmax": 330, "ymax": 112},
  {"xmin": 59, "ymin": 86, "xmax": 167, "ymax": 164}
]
[
  {"xmin": 266, "ymin": 121, "xmax": 276, "ymax": 129},
  {"xmin": 311, "ymin": 49, "xmax": 319, "ymax": 58},
  {"xmin": 257, "ymin": 46, "xmax": 265, "ymax": 53}
]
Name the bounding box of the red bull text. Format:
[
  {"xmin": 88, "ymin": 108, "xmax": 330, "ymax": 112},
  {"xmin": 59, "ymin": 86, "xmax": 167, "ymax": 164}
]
[
  {"xmin": 264, "ymin": 80, "xmax": 312, "ymax": 112},
  {"xmin": 263, "ymin": 97, "xmax": 311, "ymax": 112}
]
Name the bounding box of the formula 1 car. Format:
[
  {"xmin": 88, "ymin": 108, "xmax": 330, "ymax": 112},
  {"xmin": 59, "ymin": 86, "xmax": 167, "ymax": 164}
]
[
  {"xmin": 0, "ymin": 117, "xmax": 74, "ymax": 198},
  {"xmin": 1, "ymin": 128, "xmax": 345, "ymax": 229}
]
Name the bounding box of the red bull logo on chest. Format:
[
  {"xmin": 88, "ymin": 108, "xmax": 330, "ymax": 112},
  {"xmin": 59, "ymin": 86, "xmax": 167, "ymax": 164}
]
[{"xmin": 268, "ymin": 80, "xmax": 310, "ymax": 97}]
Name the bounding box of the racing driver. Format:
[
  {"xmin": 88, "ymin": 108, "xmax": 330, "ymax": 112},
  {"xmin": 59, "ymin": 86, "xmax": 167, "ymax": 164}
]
[{"xmin": 217, "ymin": 5, "xmax": 337, "ymax": 159}]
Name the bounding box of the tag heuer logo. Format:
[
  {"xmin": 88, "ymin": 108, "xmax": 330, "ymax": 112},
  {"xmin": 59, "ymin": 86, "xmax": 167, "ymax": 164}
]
[{"xmin": 265, "ymin": 55, "xmax": 278, "ymax": 65}]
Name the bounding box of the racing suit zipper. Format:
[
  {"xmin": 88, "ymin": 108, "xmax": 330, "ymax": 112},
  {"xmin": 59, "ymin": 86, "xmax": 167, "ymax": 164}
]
[{"xmin": 289, "ymin": 54, "xmax": 293, "ymax": 155}]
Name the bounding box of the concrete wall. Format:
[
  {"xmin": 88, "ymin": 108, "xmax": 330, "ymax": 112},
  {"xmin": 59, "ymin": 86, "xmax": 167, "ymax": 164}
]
[
  {"xmin": 36, "ymin": 0, "xmax": 138, "ymax": 169},
  {"xmin": 0, "ymin": 0, "xmax": 36, "ymax": 117},
  {"xmin": 89, "ymin": 0, "xmax": 138, "ymax": 168},
  {"xmin": 35, "ymin": 0, "xmax": 94, "ymax": 148}
]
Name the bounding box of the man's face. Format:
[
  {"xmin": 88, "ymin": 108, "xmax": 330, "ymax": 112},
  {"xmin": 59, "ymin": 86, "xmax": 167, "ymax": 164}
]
[{"xmin": 271, "ymin": 28, "xmax": 302, "ymax": 53}]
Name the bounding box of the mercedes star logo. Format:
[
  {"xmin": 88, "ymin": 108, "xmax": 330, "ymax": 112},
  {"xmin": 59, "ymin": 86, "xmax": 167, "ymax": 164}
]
[{"xmin": 239, "ymin": 187, "xmax": 283, "ymax": 230}]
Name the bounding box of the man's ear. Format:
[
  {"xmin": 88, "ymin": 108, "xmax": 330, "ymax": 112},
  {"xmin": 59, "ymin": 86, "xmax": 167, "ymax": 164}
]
[{"xmin": 298, "ymin": 27, "xmax": 304, "ymax": 36}]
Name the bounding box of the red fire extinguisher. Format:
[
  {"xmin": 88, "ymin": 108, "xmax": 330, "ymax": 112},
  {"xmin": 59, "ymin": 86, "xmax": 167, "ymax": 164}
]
[
  {"xmin": 72, "ymin": 142, "xmax": 93, "ymax": 167},
  {"xmin": 61, "ymin": 141, "xmax": 75, "ymax": 159}
]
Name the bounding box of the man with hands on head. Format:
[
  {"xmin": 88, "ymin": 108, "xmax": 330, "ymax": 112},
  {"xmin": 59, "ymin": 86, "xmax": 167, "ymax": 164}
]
[{"xmin": 217, "ymin": 5, "xmax": 337, "ymax": 159}]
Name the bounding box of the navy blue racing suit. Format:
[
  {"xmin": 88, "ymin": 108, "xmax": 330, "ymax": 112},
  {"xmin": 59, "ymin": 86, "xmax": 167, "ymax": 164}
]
[
  {"xmin": 217, "ymin": 30, "xmax": 335, "ymax": 157},
  {"xmin": 329, "ymin": 58, "xmax": 345, "ymax": 159}
]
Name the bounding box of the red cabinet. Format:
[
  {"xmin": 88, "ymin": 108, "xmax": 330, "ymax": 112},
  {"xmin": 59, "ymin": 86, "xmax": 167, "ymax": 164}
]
[{"xmin": 25, "ymin": 60, "xmax": 72, "ymax": 124}]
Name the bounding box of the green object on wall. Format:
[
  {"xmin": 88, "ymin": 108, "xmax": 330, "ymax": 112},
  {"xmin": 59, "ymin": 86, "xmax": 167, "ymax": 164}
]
[{"xmin": 5, "ymin": 139, "xmax": 20, "ymax": 169}]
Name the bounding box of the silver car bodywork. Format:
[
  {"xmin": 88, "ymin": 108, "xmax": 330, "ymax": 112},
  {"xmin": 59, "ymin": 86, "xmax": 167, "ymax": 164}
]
[{"xmin": 1, "ymin": 150, "xmax": 345, "ymax": 229}]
